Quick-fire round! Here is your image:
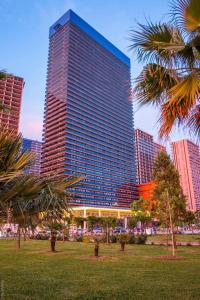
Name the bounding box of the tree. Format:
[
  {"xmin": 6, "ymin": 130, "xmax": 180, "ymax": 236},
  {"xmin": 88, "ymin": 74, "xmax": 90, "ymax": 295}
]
[
  {"xmin": 0, "ymin": 131, "xmax": 35, "ymax": 183},
  {"xmin": 74, "ymin": 217, "xmax": 86, "ymax": 231},
  {"xmin": 131, "ymin": 197, "xmax": 152, "ymax": 234},
  {"xmin": 87, "ymin": 216, "xmax": 101, "ymax": 233},
  {"xmin": 101, "ymin": 217, "xmax": 117, "ymax": 243},
  {"xmin": 0, "ymin": 130, "xmax": 38, "ymax": 245},
  {"xmin": 93, "ymin": 235, "xmax": 104, "ymax": 257},
  {"xmin": 0, "ymin": 175, "xmax": 43, "ymax": 248},
  {"xmin": 38, "ymin": 175, "xmax": 83, "ymax": 252},
  {"xmin": 152, "ymin": 152, "xmax": 186, "ymax": 256},
  {"xmin": 183, "ymin": 211, "xmax": 196, "ymax": 233},
  {"xmin": 130, "ymin": 0, "xmax": 200, "ymax": 139},
  {"xmin": 117, "ymin": 233, "xmax": 130, "ymax": 251},
  {"xmin": 61, "ymin": 216, "xmax": 72, "ymax": 242},
  {"xmin": 127, "ymin": 217, "xmax": 137, "ymax": 232},
  {"xmin": 194, "ymin": 210, "xmax": 200, "ymax": 227}
]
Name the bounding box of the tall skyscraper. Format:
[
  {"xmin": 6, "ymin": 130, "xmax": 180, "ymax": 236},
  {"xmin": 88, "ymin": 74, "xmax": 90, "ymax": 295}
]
[
  {"xmin": 22, "ymin": 138, "xmax": 42, "ymax": 175},
  {"xmin": 0, "ymin": 75, "xmax": 24, "ymax": 135},
  {"xmin": 42, "ymin": 10, "xmax": 136, "ymax": 208},
  {"xmin": 171, "ymin": 139, "xmax": 200, "ymax": 211},
  {"xmin": 134, "ymin": 129, "xmax": 166, "ymax": 184}
]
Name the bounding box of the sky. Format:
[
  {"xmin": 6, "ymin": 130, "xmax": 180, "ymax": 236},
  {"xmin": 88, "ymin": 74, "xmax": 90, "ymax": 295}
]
[{"xmin": 0, "ymin": 0, "xmax": 191, "ymax": 147}]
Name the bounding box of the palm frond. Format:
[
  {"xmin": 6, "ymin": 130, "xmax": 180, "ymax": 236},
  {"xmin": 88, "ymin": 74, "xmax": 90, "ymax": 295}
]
[
  {"xmin": 185, "ymin": 104, "xmax": 200, "ymax": 137},
  {"xmin": 134, "ymin": 63, "xmax": 178, "ymax": 106},
  {"xmin": 129, "ymin": 22, "xmax": 185, "ymax": 63},
  {"xmin": 0, "ymin": 175, "xmax": 42, "ymax": 204},
  {"xmin": 168, "ymin": 73, "xmax": 200, "ymax": 110},
  {"xmin": 159, "ymin": 74, "xmax": 200, "ymax": 137},
  {"xmin": 170, "ymin": 0, "xmax": 200, "ymax": 33},
  {"xmin": 0, "ymin": 131, "xmax": 35, "ymax": 182},
  {"xmin": 0, "ymin": 170, "xmax": 22, "ymax": 182}
]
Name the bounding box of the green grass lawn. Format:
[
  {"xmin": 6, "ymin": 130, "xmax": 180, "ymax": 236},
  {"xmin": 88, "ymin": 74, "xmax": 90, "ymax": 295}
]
[
  {"xmin": 148, "ymin": 234, "xmax": 200, "ymax": 242},
  {"xmin": 1, "ymin": 240, "xmax": 200, "ymax": 300}
]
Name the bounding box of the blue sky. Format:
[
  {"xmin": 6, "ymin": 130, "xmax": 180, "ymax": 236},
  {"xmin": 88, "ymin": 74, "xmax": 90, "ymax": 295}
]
[{"xmin": 0, "ymin": 0, "xmax": 188, "ymax": 145}]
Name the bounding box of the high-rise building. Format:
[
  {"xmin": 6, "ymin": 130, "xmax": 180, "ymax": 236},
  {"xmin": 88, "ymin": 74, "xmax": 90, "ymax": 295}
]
[
  {"xmin": 0, "ymin": 75, "xmax": 24, "ymax": 135},
  {"xmin": 42, "ymin": 10, "xmax": 136, "ymax": 208},
  {"xmin": 22, "ymin": 138, "xmax": 42, "ymax": 175},
  {"xmin": 171, "ymin": 139, "xmax": 200, "ymax": 211},
  {"xmin": 134, "ymin": 129, "xmax": 166, "ymax": 184}
]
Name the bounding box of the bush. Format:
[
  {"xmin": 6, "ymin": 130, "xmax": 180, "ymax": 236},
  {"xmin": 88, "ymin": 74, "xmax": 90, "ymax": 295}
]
[
  {"xmin": 82, "ymin": 236, "xmax": 92, "ymax": 243},
  {"xmin": 128, "ymin": 234, "xmax": 135, "ymax": 244},
  {"xmin": 91, "ymin": 235, "xmax": 106, "ymax": 243},
  {"xmin": 110, "ymin": 235, "xmax": 117, "ymax": 243},
  {"xmin": 76, "ymin": 235, "xmax": 83, "ymax": 242},
  {"xmin": 135, "ymin": 234, "xmax": 147, "ymax": 244},
  {"xmin": 34, "ymin": 233, "xmax": 49, "ymax": 240}
]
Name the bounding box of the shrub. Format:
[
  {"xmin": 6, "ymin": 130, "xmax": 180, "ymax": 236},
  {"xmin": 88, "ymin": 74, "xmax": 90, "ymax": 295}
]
[
  {"xmin": 117, "ymin": 233, "xmax": 130, "ymax": 251},
  {"xmin": 34, "ymin": 233, "xmax": 49, "ymax": 240},
  {"xmin": 110, "ymin": 235, "xmax": 117, "ymax": 243},
  {"xmin": 128, "ymin": 234, "xmax": 135, "ymax": 244},
  {"xmin": 76, "ymin": 235, "xmax": 83, "ymax": 242},
  {"xmin": 135, "ymin": 234, "xmax": 147, "ymax": 244},
  {"xmin": 83, "ymin": 236, "xmax": 92, "ymax": 243}
]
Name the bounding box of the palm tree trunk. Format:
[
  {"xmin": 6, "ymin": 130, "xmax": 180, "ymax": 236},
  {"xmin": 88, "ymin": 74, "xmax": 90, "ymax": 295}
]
[
  {"xmin": 17, "ymin": 226, "xmax": 21, "ymax": 249},
  {"xmin": 168, "ymin": 201, "xmax": 175, "ymax": 257},
  {"xmin": 62, "ymin": 229, "xmax": 65, "ymax": 243},
  {"xmin": 165, "ymin": 189, "xmax": 176, "ymax": 256},
  {"xmin": 22, "ymin": 228, "xmax": 27, "ymax": 241},
  {"xmin": 94, "ymin": 241, "xmax": 99, "ymax": 257},
  {"xmin": 50, "ymin": 231, "xmax": 56, "ymax": 252},
  {"xmin": 106, "ymin": 224, "xmax": 109, "ymax": 244},
  {"xmin": 120, "ymin": 242, "xmax": 125, "ymax": 251}
]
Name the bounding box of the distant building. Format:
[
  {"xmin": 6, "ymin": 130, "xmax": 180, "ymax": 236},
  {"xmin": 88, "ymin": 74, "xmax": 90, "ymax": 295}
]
[
  {"xmin": 137, "ymin": 181, "xmax": 156, "ymax": 210},
  {"xmin": 41, "ymin": 10, "xmax": 136, "ymax": 208},
  {"xmin": 171, "ymin": 139, "xmax": 200, "ymax": 211},
  {"xmin": 22, "ymin": 138, "xmax": 42, "ymax": 175},
  {"xmin": 0, "ymin": 75, "xmax": 24, "ymax": 135},
  {"xmin": 134, "ymin": 129, "xmax": 166, "ymax": 184}
]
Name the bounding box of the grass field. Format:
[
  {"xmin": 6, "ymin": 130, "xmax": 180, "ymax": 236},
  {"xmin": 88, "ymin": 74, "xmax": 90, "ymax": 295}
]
[
  {"xmin": 1, "ymin": 240, "xmax": 200, "ymax": 300},
  {"xmin": 148, "ymin": 234, "xmax": 200, "ymax": 242}
]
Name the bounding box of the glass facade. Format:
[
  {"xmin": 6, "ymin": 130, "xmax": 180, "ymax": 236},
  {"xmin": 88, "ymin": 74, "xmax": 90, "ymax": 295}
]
[
  {"xmin": 134, "ymin": 129, "xmax": 166, "ymax": 184},
  {"xmin": 22, "ymin": 138, "xmax": 42, "ymax": 175},
  {"xmin": 42, "ymin": 10, "xmax": 137, "ymax": 208},
  {"xmin": 171, "ymin": 139, "xmax": 200, "ymax": 211},
  {"xmin": 0, "ymin": 75, "xmax": 24, "ymax": 135}
]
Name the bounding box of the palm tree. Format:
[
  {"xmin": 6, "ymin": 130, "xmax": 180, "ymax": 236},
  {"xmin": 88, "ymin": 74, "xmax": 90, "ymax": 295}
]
[
  {"xmin": 101, "ymin": 217, "xmax": 117, "ymax": 244},
  {"xmin": 37, "ymin": 175, "xmax": 84, "ymax": 252},
  {"xmin": 4, "ymin": 175, "xmax": 43, "ymax": 248},
  {"xmin": 130, "ymin": 0, "xmax": 200, "ymax": 138},
  {"xmin": 0, "ymin": 130, "xmax": 37, "ymax": 231},
  {"xmin": 0, "ymin": 130, "xmax": 35, "ymax": 182}
]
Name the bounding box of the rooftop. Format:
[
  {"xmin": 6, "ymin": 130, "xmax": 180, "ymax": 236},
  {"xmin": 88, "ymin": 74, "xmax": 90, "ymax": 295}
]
[{"xmin": 49, "ymin": 9, "xmax": 130, "ymax": 66}]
